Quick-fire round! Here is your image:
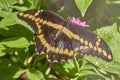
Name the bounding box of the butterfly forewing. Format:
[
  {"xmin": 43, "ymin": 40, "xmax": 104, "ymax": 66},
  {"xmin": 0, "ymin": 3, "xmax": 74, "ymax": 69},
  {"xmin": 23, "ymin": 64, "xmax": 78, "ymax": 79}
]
[{"xmin": 17, "ymin": 10, "xmax": 113, "ymax": 63}]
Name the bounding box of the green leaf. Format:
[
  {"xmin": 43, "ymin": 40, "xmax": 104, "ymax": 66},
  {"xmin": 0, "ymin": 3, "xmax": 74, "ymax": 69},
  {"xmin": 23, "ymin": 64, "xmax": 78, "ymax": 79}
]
[
  {"xmin": 52, "ymin": 60, "xmax": 76, "ymax": 77},
  {"xmin": 79, "ymin": 70, "xmax": 98, "ymax": 77},
  {"xmin": 16, "ymin": 48, "xmax": 29, "ymax": 64},
  {"xmin": 75, "ymin": 0, "xmax": 93, "ymax": 17},
  {"xmin": 0, "ymin": 24, "xmax": 33, "ymax": 40},
  {"xmin": 1, "ymin": 37, "xmax": 30, "ymax": 48},
  {"xmin": 28, "ymin": 0, "xmax": 41, "ymax": 9},
  {"xmin": 0, "ymin": 9, "xmax": 10, "ymax": 17},
  {"xmin": 101, "ymin": 61, "xmax": 120, "ymax": 75},
  {"xmin": 85, "ymin": 56, "xmax": 120, "ymax": 75},
  {"xmin": 93, "ymin": 68, "xmax": 110, "ymax": 80},
  {"xmin": 0, "ymin": 37, "xmax": 30, "ymax": 56},
  {"xmin": 0, "ymin": 0, "xmax": 18, "ymax": 12},
  {"xmin": 0, "ymin": 44, "xmax": 7, "ymax": 56},
  {"xmin": 13, "ymin": 69, "xmax": 27, "ymax": 79},
  {"xmin": 0, "ymin": 58, "xmax": 20, "ymax": 80},
  {"xmin": 0, "ymin": 12, "xmax": 18, "ymax": 27},
  {"xmin": 63, "ymin": 60, "xmax": 75, "ymax": 69},
  {"xmin": 10, "ymin": 6, "xmax": 28, "ymax": 11},
  {"xmin": 18, "ymin": 0, "xmax": 24, "ymax": 4},
  {"xmin": 26, "ymin": 69, "xmax": 45, "ymax": 80},
  {"xmin": 80, "ymin": 63, "xmax": 95, "ymax": 70}
]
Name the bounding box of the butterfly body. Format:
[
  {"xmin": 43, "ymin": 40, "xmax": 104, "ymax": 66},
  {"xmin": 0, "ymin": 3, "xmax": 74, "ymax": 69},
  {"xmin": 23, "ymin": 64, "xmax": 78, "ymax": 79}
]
[{"xmin": 17, "ymin": 10, "xmax": 113, "ymax": 64}]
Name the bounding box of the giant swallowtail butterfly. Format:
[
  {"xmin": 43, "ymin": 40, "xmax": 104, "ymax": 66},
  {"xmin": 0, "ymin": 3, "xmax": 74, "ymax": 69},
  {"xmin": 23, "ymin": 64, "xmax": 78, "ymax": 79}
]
[{"xmin": 17, "ymin": 10, "xmax": 113, "ymax": 74}]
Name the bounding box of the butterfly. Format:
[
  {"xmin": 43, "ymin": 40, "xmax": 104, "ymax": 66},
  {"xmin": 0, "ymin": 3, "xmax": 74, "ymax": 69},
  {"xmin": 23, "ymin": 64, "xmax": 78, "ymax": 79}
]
[{"xmin": 17, "ymin": 10, "xmax": 113, "ymax": 74}]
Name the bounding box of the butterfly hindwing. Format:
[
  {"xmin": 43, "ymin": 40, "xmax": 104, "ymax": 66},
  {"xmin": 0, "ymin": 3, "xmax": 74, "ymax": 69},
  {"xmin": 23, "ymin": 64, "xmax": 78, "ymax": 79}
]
[{"xmin": 67, "ymin": 23, "xmax": 112, "ymax": 61}]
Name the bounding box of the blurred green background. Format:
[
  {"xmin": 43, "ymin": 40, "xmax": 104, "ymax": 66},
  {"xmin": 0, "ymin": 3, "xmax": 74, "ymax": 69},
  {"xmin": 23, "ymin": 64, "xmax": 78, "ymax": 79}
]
[{"xmin": 0, "ymin": 0, "xmax": 120, "ymax": 80}]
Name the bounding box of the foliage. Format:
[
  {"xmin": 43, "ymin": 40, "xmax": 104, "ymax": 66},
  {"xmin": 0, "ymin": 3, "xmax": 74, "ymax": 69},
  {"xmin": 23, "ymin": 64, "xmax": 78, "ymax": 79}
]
[{"xmin": 0, "ymin": 0, "xmax": 120, "ymax": 80}]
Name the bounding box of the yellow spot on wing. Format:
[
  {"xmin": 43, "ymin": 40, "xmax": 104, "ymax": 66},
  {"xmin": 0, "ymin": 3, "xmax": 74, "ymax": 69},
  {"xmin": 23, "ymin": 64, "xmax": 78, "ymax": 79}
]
[
  {"xmin": 28, "ymin": 15, "xmax": 33, "ymax": 19},
  {"xmin": 39, "ymin": 34, "xmax": 44, "ymax": 39},
  {"xmin": 74, "ymin": 47, "xmax": 79, "ymax": 52},
  {"xmin": 80, "ymin": 46, "xmax": 83, "ymax": 50},
  {"xmin": 38, "ymin": 29, "xmax": 41, "ymax": 33},
  {"xmin": 44, "ymin": 43, "xmax": 49, "ymax": 48},
  {"xmin": 108, "ymin": 54, "xmax": 112, "ymax": 60},
  {"xmin": 89, "ymin": 42, "xmax": 93, "ymax": 49},
  {"xmin": 51, "ymin": 47, "xmax": 55, "ymax": 52},
  {"xmin": 42, "ymin": 40, "xmax": 46, "ymax": 45},
  {"xmin": 55, "ymin": 47, "xmax": 60, "ymax": 53},
  {"xmin": 39, "ymin": 19, "xmax": 43, "ymax": 23},
  {"xmin": 59, "ymin": 49, "xmax": 64, "ymax": 54},
  {"xmin": 96, "ymin": 41, "xmax": 100, "ymax": 47},
  {"xmin": 34, "ymin": 10, "xmax": 40, "ymax": 16},
  {"xmin": 69, "ymin": 50, "xmax": 74, "ymax": 56},
  {"xmin": 80, "ymin": 38, "xmax": 84, "ymax": 43},
  {"xmin": 102, "ymin": 50, "xmax": 107, "ymax": 57},
  {"xmin": 41, "ymin": 38, "xmax": 45, "ymax": 43},
  {"xmin": 46, "ymin": 21, "xmax": 61, "ymax": 29},
  {"xmin": 23, "ymin": 14, "xmax": 30, "ymax": 18},
  {"xmin": 46, "ymin": 45, "xmax": 51, "ymax": 53},
  {"xmin": 36, "ymin": 22, "xmax": 41, "ymax": 33},
  {"xmin": 98, "ymin": 38, "xmax": 101, "ymax": 42},
  {"xmin": 94, "ymin": 46, "xmax": 97, "ymax": 51},
  {"xmin": 84, "ymin": 40, "xmax": 88, "ymax": 46},
  {"xmin": 69, "ymin": 33, "xmax": 81, "ymax": 41},
  {"xmin": 19, "ymin": 13, "xmax": 23, "ymax": 16},
  {"xmin": 98, "ymin": 48, "xmax": 102, "ymax": 53},
  {"xmin": 62, "ymin": 28, "xmax": 72, "ymax": 38},
  {"xmin": 35, "ymin": 18, "xmax": 40, "ymax": 22},
  {"xmin": 64, "ymin": 49, "xmax": 69, "ymax": 55},
  {"xmin": 31, "ymin": 16, "xmax": 36, "ymax": 20},
  {"xmin": 36, "ymin": 22, "xmax": 39, "ymax": 26},
  {"xmin": 74, "ymin": 35, "xmax": 80, "ymax": 40},
  {"xmin": 43, "ymin": 20, "xmax": 47, "ymax": 24}
]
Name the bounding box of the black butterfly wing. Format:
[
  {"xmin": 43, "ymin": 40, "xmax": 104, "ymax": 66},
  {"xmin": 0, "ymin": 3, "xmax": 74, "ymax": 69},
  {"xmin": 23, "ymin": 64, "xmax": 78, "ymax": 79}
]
[
  {"xmin": 17, "ymin": 10, "xmax": 74, "ymax": 62},
  {"xmin": 66, "ymin": 22, "xmax": 113, "ymax": 61},
  {"xmin": 17, "ymin": 10, "xmax": 113, "ymax": 63},
  {"xmin": 17, "ymin": 10, "xmax": 64, "ymax": 33}
]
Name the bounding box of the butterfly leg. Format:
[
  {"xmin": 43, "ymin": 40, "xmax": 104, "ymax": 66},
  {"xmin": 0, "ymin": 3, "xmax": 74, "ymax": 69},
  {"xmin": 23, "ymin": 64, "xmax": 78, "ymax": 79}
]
[
  {"xmin": 27, "ymin": 52, "xmax": 37, "ymax": 64},
  {"xmin": 45, "ymin": 60, "xmax": 53, "ymax": 75},
  {"xmin": 27, "ymin": 34, "xmax": 44, "ymax": 64}
]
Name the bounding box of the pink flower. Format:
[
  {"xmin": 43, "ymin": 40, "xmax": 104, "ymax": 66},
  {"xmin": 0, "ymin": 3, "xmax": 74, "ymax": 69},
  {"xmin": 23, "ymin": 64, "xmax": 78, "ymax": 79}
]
[{"xmin": 70, "ymin": 17, "xmax": 89, "ymax": 27}]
